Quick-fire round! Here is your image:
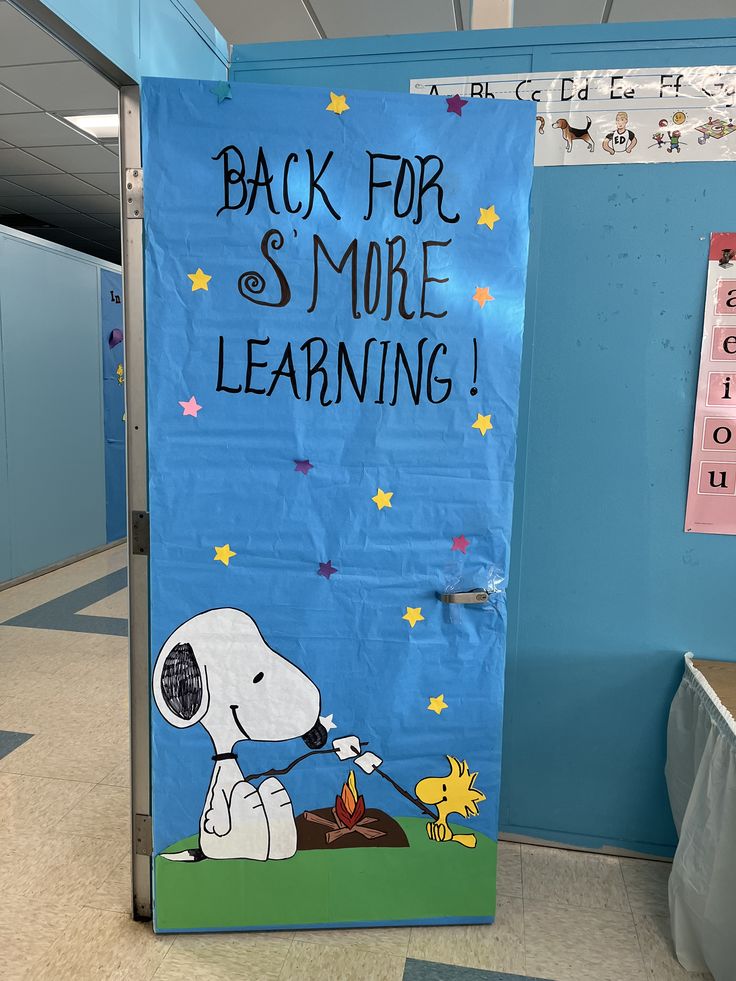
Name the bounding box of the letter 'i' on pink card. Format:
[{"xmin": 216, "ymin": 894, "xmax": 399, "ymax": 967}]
[
  {"xmin": 706, "ymin": 371, "xmax": 736, "ymax": 406},
  {"xmin": 686, "ymin": 233, "xmax": 736, "ymax": 534},
  {"xmin": 711, "ymin": 326, "xmax": 736, "ymax": 361}
]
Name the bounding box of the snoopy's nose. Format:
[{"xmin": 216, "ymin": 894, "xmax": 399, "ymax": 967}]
[{"xmin": 302, "ymin": 720, "xmax": 328, "ymax": 749}]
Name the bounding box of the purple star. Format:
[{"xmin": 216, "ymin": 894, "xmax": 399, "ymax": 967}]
[
  {"xmin": 294, "ymin": 459, "xmax": 314, "ymax": 475},
  {"xmin": 318, "ymin": 560, "xmax": 338, "ymax": 580},
  {"xmin": 446, "ymin": 94, "xmax": 468, "ymax": 117}
]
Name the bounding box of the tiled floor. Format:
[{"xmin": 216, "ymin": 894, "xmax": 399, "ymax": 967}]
[{"xmin": 0, "ymin": 547, "xmax": 711, "ymax": 981}]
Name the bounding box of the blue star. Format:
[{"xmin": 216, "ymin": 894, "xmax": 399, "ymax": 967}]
[{"xmin": 211, "ymin": 81, "xmax": 232, "ymax": 104}]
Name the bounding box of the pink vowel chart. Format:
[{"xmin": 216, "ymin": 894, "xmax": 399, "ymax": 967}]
[{"xmin": 685, "ymin": 233, "xmax": 736, "ymax": 534}]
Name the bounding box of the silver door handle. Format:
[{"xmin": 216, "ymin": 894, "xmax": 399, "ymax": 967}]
[{"xmin": 438, "ymin": 589, "xmax": 489, "ymax": 604}]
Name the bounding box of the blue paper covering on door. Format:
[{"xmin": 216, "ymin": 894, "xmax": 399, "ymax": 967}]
[{"xmin": 142, "ymin": 77, "xmax": 534, "ymax": 932}]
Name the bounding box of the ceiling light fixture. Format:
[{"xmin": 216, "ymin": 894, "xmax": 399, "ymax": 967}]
[{"xmin": 63, "ymin": 113, "xmax": 119, "ymax": 140}]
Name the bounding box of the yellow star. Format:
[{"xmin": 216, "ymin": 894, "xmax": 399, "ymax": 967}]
[
  {"xmin": 472, "ymin": 413, "xmax": 493, "ymax": 436},
  {"xmin": 477, "ymin": 205, "xmax": 500, "ymax": 230},
  {"xmin": 472, "ymin": 286, "xmax": 494, "ymax": 309},
  {"xmin": 372, "ymin": 488, "xmax": 393, "ymax": 510},
  {"xmin": 428, "ymin": 694, "xmax": 448, "ymax": 715},
  {"xmin": 326, "ymin": 91, "xmax": 350, "ymax": 115},
  {"xmin": 188, "ymin": 267, "xmax": 212, "ymax": 292},
  {"xmin": 402, "ymin": 607, "xmax": 425, "ymax": 628},
  {"xmin": 213, "ymin": 543, "xmax": 236, "ymax": 566}
]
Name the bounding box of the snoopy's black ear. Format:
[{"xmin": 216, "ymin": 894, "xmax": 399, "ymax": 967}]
[{"xmin": 158, "ymin": 642, "xmax": 204, "ymax": 724}]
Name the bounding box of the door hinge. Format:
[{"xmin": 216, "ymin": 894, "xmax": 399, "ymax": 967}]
[
  {"xmin": 125, "ymin": 168, "xmax": 143, "ymax": 219},
  {"xmin": 134, "ymin": 813, "xmax": 152, "ymax": 856},
  {"xmin": 131, "ymin": 511, "xmax": 150, "ymax": 556}
]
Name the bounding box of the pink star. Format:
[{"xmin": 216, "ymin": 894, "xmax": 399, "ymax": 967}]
[
  {"xmin": 318, "ymin": 560, "xmax": 338, "ymax": 579},
  {"xmin": 452, "ymin": 535, "xmax": 470, "ymax": 554},
  {"xmin": 446, "ymin": 94, "xmax": 468, "ymax": 117},
  {"xmin": 179, "ymin": 396, "xmax": 202, "ymax": 417},
  {"xmin": 294, "ymin": 459, "xmax": 314, "ymax": 475}
]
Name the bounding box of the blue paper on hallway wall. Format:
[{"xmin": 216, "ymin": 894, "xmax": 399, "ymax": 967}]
[
  {"xmin": 100, "ymin": 268, "xmax": 126, "ymax": 542},
  {"xmin": 141, "ymin": 77, "xmax": 534, "ymax": 932}
]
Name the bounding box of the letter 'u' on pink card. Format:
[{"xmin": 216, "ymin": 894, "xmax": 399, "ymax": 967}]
[
  {"xmin": 715, "ymin": 279, "xmax": 736, "ymax": 314},
  {"xmin": 706, "ymin": 371, "xmax": 736, "ymax": 406},
  {"xmin": 702, "ymin": 417, "xmax": 736, "ymax": 451},
  {"xmin": 711, "ymin": 326, "xmax": 736, "ymax": 361},
  {"xmin": 697, "ymin": 461, "xmax": 736, "ymax": 495}
]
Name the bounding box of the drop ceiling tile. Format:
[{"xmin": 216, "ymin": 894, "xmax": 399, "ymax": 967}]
[
  {"xmin": 0, "ymin": 4, "xmax": 77, "ymax": 67},
  {"xmin": 0, "ymin": 175, "xmax": 37, "ymax": 196},
  {"xmin": 31, "ymin": 226, "xmax": 107, "ymax": 255},
  {"xmin": 8, "ymin": 172, "xmax": 105, "ymax": 195},
  {"xmin": 513, "ymin": 0, "xmax": 602, "ymax": 26},
  {"xmin": 61, "ymin": 214, "xmax": 118, "ymax": 235},
  {"xmin": 0, "ymin": 112, "xmax": 90, "ymax": 146},
  {"xmin": 0, "ymin": 84, "xmax": 36, "ymax": 113},
  {"xmin": 28, "ymin": 143, "xmax": 119, "ymax": 173},
  {"xmin": 610, "ymin": 0, "xmax": 733, "ymax": 18},
  {"xmin": 77, "ymin": 172, "xmax": 119, "ymax": 194},
  {"xmin": 49, "ymin": 194, "xmax": 120, "ymax": 215},
  {"xmin": 311, "ymin": 0, "xmax": 466, "ymax": 37},
  {"xmin": 0, "ymin": 147, "xmax": 61, "ymax": 176},
  {"xmin": 15, "ymin": 198, "xmax": 80, "ymax": 219},
  {"xmin": 0, "ymin": 62, "xmax": 117, "ymax": 113},
  {"xmin": 201, "ymin": 0, "xmax": 317, "ymax": 43}
]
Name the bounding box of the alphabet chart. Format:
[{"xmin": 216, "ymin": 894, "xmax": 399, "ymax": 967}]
[{"xmin": 686, "ymin": 233, "xmax": 736, "ymax": 535}]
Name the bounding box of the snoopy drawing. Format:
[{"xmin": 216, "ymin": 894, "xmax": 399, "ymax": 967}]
[{"xmin": 153, "ymin": 608, "xmax": 329, "ymax": 862}]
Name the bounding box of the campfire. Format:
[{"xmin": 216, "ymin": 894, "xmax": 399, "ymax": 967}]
[
  {"xmin": 298, "ymin": 770, "xmax": 409, "ymax": 850},
  {"xmin": 304, "ymin": 771, "xmax": 386, "ymax": 843}
]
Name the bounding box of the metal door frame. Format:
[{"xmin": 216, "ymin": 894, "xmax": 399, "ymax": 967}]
[{"xmin": 10, "ymin": 2, "xmax": 151, "ymax": 921}]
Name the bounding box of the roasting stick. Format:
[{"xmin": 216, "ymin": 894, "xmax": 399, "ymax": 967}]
[{"xmin": 245, "ymin": 739, "xmax": 438, "ymax": 820}]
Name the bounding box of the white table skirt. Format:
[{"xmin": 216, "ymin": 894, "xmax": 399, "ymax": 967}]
[{"xmin": 666, "ymin": 654, "xmax": 736, "ymax": 981}]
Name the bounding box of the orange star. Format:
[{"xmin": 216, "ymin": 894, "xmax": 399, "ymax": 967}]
[{"xmin": 473, "ymin": 286, "xmax": 494, "ymax": 309}]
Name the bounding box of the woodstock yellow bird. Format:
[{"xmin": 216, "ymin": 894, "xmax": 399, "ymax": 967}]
[{"xmin": 415, "ymin": 756, "xmax": 486, "ymax": 849}]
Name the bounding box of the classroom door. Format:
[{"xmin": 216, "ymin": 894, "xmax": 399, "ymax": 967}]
[{"xmin": 141, "ymin": 77, "xmax": 534, "ymax": 932}]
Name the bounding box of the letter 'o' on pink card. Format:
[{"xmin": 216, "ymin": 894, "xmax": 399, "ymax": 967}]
[
  {"xmin": 698, "ymin": 461, "xmax": 736, "ymax": 495},
  {"xmin": 706, "ymin": 371, "xmax": 736, "ymax": 406},
  {"xmin": 711, "ymin": 327, "xmax": 736, "ymax": 361},
  {"xmin": 715, "ymin": 280, "xmax": 736, "ymax": 315},
  {"xmin": 702, "ymin": 417, "xmax": 736, "ymax": 450}
]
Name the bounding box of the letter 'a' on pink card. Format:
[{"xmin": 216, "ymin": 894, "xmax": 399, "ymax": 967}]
[
  {"xmin": 706, "ymin": 371, "xmax": 736, "ymax": 406},
  {"xmin": 715, "ymin": 279, "xmax": 736, "ymax": 315},
  {"xmin": 697, "ymin": 461, "xmax": 736, "ymax": 495},
  {"xmin": 702, "ymin": 417, "xmax": 736, "ymax": 451},
  {"xmin": 711, "ymin": 326, "xmax": 736, "ymax": 361}
]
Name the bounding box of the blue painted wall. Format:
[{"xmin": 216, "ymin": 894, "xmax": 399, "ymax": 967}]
[
  {"xmin": 36, "ymin": 0, "xmax": 227, "ymax": 82},
  {"xmin": 0, "ymin": 230, "xmax": 121, "ymax": 580},
  {"xmin": 231, "ymin": 19, "xmax": 736, "ymax": 855}
]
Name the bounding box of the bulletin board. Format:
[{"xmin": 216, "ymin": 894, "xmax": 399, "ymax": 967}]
[{"xmin": 230, "ymin": 19, "xmax": 736, "ymax": 855}]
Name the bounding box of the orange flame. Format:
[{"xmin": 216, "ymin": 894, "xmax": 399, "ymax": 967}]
[{"xmin": 340, "ymin": 770, "xmax": 358, "ymax": 816}]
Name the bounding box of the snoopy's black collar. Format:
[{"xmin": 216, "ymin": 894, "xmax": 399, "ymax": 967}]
[{"xmin": 212, "ymin": 752, "xmax": 238, "ymax": 762}]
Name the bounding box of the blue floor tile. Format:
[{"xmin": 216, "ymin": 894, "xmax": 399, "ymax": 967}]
[
  {"xmin": 0, "ymin": 730, "xmax": 33, "ymax": 760},
  {"xmin": 403, "ymin": 962, "xmax": 552, "ymax": 981},
  {"xmin": 1, "ymin": 568, "xmax": 127, "ymax": 636}
]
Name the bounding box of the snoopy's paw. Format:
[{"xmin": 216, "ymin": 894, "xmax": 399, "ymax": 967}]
[{"xmin": 203, "ymin": 803, "xmax": 232, "ymax": 837}]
